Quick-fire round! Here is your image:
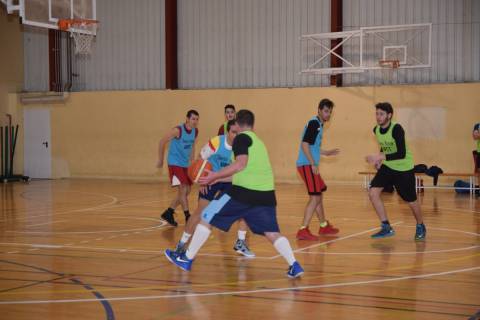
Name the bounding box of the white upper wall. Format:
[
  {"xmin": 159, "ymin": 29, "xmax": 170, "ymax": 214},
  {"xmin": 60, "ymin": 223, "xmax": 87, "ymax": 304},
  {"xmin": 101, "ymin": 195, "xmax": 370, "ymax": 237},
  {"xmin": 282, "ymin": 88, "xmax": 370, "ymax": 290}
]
[
  {"xmin": 178, "ymin": 0, "xmax": 331, "ymax": 88},
  {"xmin": 23, "ymin": 0, "xmax": 166, "ymax": 92},
  {"xmin": 342, "ymin": 0, "xmax": 480, "ymax": 86},
  {"xmin": 22, "ymin": 0, "xmax": 480, "ymax": 91}
]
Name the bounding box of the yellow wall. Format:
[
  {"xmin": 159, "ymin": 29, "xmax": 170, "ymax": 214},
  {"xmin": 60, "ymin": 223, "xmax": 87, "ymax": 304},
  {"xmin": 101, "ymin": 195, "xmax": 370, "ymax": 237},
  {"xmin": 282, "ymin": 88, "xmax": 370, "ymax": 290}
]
[
  {"xmin": 17, "ymin": 83, "xmax": 480, "ymax": 183},
  {"xmin": 0, "ymin": 7, "xmax": 23, "ymax": 125}
]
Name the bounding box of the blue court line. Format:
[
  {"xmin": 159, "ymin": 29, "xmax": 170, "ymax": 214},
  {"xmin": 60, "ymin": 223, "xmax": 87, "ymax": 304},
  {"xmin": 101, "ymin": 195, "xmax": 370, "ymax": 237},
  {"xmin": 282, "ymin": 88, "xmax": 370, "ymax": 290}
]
[
  {"xmin": 0, "ymin": 259, "xmax": 115, "ymax": 320},
  {"xmin": 70, "ymin": 278, "xmax": 115, "ymax": 320}
]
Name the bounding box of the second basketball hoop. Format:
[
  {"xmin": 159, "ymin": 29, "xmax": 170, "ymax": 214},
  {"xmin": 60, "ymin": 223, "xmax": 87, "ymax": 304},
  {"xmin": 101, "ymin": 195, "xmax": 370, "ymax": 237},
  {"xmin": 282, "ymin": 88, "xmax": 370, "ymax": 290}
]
[{"xmin": 58, "ymin": 19, "xmax": 99, "ymax": 55}]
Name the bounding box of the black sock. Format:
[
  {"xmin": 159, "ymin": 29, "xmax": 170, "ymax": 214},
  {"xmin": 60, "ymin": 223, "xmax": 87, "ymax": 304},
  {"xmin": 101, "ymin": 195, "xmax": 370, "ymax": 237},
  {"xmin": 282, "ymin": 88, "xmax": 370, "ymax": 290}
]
[
  {"xmin": 166, "ymin": 207, "xmax": 174, "ymax": 214},
  {"xmin": 184, "ymin": 210, "xmax": 190, "ymax": 217},
  {"xmin": 381, "ymin": 220, "xmax": 390, "ymax": 225}
]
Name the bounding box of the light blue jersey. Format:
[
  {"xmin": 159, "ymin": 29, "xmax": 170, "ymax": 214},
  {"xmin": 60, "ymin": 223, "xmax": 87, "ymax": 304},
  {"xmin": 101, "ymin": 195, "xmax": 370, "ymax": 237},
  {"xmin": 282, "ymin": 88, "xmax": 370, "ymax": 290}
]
[
  {"xmin": 296, "ymin": 116, "xmax": 323, "ymax": 166},
  {"xmin": 167, "ymin": 124, "xmax": 197, "ymax": 168},
  {"xmin": 206, "ymin": 135, "xmax": 232, "ymax": 172}
]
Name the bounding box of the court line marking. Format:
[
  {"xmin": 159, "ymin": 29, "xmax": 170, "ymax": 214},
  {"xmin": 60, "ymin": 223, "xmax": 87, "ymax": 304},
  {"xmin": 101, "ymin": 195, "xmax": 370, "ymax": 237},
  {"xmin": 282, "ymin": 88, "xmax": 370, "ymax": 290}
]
[
  {"xmin": 1, "ymin": 222, "xmax": 478, "ymax": 258},
  {"xmin": 0, "ymin": 191, "xmax": 119, "ymax": 223},
  {"xmin": 296, "ymin": 245, "xmax": 480, "ymax": 256},
  {"xmin": 4, "ymin": 185, "xmax": 479, "ymax": 226},
  {"xmin": 1, "ymin": 247, "xmax": 479, "ymax": 297},
  {"xmin": 25, "ymin": 220, "xmax": 68, "ymax": 228},
  {"xmin": 7, "ymin": 222, "xmax": 167, "ymax": 235},
  {"xmin": 295, "ymin": 225, "xmax": 480, "ymax": 256},
  {"xmin": 269, "ymin": 222, "xmax": 404, "ymax": 259},
  {"xmin": 6, "ymin": 242, "xmax": 475, "ymax": 258},
  {"xmin": 0, "ymin": 243, "xmax": 240, "ymax": 258},
  {"xmin": 0, "ymin": 266, "xmax": 478, "ymax": 305}
]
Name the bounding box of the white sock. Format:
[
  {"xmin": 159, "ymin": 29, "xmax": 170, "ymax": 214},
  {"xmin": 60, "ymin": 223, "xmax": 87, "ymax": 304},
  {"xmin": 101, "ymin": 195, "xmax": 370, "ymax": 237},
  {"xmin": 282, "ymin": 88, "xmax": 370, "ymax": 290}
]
[
  {"xmin": 185, "ymin": 224, "xmax": 211, "ymax": 260},
  {"xmin": 273, "ymin": 236, "xmax": 296, "ymax": 266},
  {"xmin": 237, "ymin": 230, "xmax": 247, "ymax": 241},
  {"xmin": 180, "ymin": 232, "xmax": 191, "ymax": 244}
]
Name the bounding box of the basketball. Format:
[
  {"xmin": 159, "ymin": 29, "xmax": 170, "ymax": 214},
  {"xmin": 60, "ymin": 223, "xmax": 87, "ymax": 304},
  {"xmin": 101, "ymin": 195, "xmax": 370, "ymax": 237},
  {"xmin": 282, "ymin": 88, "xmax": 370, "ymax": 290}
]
[{"xmin": 188, "ymin": 159, "xmax": 212, "ymax": 183}]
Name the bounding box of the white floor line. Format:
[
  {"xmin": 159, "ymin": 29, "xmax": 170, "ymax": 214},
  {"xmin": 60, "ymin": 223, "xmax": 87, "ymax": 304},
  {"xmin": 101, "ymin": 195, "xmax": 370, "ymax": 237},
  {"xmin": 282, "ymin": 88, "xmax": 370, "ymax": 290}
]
[
  {"xmin": 0, "ymin": 192, "xmax": 119, "ymax": 223},
  {"xmin": 1, "ymin": 266, "xmax": 478, "ymax": 305},
  {"xmin": 8, "ymin": 224, "xmax": 165, "ymax": 235},
  {"xmin": 269, "ymin": 222, "xmax": 403, "ymax": 260},
  {"xmin": 25, "ymin": 220, "xmax": 68, "ymax": 228},
  {"xmin": 295, "ymin": 245, "xmax": 480, "ymax": 256},
  {"xmin": 0, "ymin": 242, "xmax": 270, "ymax": 259}
]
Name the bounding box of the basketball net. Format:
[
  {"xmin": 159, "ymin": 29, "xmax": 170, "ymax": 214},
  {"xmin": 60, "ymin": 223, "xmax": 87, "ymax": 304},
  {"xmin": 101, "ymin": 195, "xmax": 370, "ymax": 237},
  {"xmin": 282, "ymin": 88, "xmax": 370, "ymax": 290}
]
[
  {"xmin": 58, "ymin": 19, "xmax": 98, "ymax": 55},
  {"xmin": 379, "ymin": 60, "xmax": 400, "ymax": 83}
]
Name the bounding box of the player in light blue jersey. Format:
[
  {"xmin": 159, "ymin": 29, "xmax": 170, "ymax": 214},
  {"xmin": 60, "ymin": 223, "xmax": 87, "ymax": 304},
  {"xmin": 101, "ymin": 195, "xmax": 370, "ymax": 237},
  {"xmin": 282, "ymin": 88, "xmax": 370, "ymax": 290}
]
[
  {"xmin": 157, "ymin": 110, "xmax": 199, "ymax": 226},
  {"xmin": 296, "ymin": 99, "xmax": 340, "ymax": 240}
]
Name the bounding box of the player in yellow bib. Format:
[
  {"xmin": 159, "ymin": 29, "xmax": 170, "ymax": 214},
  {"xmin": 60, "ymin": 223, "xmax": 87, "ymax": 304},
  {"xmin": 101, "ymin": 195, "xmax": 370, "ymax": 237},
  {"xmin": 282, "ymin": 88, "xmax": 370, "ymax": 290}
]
[{"xmin": 366, "ymin": 103, "xmax": 426, "ymax": 240}]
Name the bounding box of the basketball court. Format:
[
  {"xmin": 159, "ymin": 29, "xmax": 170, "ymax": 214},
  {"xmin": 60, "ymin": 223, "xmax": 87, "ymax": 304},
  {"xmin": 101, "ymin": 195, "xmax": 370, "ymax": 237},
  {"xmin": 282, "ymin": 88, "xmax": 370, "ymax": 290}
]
[
  {"xmin": 0, "ymin": 181, "xmax": 479, "ymax": 319},
  {"xmin": 0, "ymin": 0, "xmax": 479, "ymax": 319}
]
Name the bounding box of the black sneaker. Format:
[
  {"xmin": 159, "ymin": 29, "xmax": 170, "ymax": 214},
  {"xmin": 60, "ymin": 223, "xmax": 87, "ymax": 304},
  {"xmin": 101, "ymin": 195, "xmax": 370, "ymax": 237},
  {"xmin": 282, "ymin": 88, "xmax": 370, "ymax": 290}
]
[
  {"xmin": 161, "ymin": 210, "xmax": 178, "ymax": 226},
  {"xmin": 415, "ymin": 223, "xmax": 426, "ymax": 241}
]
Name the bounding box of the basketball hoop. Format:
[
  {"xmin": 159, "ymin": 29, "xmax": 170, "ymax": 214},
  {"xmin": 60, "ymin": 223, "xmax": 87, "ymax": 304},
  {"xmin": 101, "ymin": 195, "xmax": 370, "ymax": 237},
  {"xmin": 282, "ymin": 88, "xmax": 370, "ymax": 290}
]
[
  {"xmin": 379, "ymin": 60, "xmax": 400, "ymax": 83},
  {"xmin": 379, "ymin": 60, "xmax": 400, "ymax": 69},
  {"xmin": 58, "ymin": 19, "xmax": 98, "ymax": 55}
]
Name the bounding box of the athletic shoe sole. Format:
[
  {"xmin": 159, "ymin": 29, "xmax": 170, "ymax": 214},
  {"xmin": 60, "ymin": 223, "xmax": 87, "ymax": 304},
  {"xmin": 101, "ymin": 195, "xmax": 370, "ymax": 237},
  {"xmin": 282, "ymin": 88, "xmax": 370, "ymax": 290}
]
[
  {"xmin": 235, "ymin": 249, "xmax": 255, "ymax": 258},
  {"xmin": 287, "ymin": 271, "xmax": 304, "ymax": 279},
  {"xmin": 161, "ymin": 213, "xmax": 178, "ymax": 227},
  {"xmin": 371, "ymin": 232, "xmax": 395, "ymax": 239},
  {"xmin": 164, "ymin": 250, "xmax": 190, "ymax": 271}
]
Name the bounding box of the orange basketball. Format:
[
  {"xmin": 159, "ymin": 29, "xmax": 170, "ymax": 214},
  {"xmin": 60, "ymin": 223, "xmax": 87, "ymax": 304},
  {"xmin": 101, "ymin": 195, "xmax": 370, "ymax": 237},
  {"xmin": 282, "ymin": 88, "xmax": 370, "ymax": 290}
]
[{"xmin": 188, "ymin": 159, "xmax": 212, "ymax": 183}]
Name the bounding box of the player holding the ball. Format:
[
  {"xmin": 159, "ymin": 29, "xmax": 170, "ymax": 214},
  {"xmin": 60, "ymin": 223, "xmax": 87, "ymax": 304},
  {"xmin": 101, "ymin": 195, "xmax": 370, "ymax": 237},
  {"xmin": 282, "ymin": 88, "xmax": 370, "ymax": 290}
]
[
  {"xmin": 171, "ymin": 119, "xmax": 255, "ymax": 258},
  {"xmin": 365, "ymin": 102, "xmax": 426, "ymax": 241},
  {"xmin": 165, "ymin": 110, "xmax": 304, "ymax": 278}
]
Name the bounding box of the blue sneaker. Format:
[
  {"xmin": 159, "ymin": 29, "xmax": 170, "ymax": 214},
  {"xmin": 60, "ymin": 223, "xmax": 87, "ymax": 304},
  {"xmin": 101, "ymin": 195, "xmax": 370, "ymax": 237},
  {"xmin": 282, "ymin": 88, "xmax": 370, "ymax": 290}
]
[
  {"xmin": 415, "ymin": 223, "xmax": 426, "ymax": 241},
  {"xmin": 287, "ymin": 261, "xmax": 304, "ymax": 278},
  {"xmin": 164, "ymin": 249, "xmax": 193, "ymax": 271},
  {"xmin": 371, "ymin": 223, "xmax": 395, "ymax": 239}
]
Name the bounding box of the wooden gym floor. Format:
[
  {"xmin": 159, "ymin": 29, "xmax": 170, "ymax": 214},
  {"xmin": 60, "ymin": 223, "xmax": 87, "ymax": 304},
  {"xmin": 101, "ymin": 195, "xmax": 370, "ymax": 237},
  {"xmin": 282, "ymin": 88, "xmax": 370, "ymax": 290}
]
[{"xmin": 0, "ymin": 179, "xmax": 479, "ymax": 319}]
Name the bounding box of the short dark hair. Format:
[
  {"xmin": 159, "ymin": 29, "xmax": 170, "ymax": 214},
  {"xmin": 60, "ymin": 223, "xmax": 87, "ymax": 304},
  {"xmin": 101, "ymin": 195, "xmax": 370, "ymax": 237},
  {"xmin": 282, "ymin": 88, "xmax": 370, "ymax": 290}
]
[
  {"xmin": 224, "ymin": 104, "xmax": 235, "ymax": 112},
  {"xmin": 226, "ymin": 119, "xmax": 237, "ymax": 132},
  {"xmin": 375, "ymin": 102, "xmax": 393, "ymax": 115},
  {"xmin": 318, "ymin": 98, "xmax": 334, "ymax": 110},
  {"xmin": 236, "ymin": 109, "xmax": 254, "ymax": 127},
  {"xmin": 186, "ymin": 109, "xmax": 199, "ymax": 118}
]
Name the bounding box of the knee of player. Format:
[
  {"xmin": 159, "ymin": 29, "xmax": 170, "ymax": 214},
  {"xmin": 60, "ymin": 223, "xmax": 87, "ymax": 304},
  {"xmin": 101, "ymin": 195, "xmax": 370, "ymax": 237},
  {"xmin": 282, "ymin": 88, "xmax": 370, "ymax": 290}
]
[
  {"xmin": 264, "ymin": 232, "xmax": 281, "ymax": 243},
  {"xmin": 368, "ymin": 188, "xmax": 381, "ymax": 199}
]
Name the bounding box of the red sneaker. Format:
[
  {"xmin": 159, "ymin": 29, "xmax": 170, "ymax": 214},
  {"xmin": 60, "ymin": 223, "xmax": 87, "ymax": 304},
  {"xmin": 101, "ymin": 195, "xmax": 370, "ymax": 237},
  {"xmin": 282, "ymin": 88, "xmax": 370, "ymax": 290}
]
[
  {"xmin": 296, "ymin": 227, "xmax": 319, "ymax": 240},
  {"xmin": 318, "ymin": 221, "xmax": 339, "ymax": 235}
]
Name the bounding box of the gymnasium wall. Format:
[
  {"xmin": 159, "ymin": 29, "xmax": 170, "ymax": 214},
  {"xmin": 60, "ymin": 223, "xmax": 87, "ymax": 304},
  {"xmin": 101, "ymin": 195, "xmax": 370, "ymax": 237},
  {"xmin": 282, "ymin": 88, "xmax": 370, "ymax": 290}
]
[
  {"xmin": 0, "ymin": 7, "xmax": 23, "ymax": 125},
  {"xmin": 178, "ymin": 0, "xmax": 480, "ymax": 89},
  {"xmin": 21, "ymin": 0, "xmax": 480, "ymax": 92},
  {"xmin": 15, "ymin": 82, "xmax": 480, "ymax": 183},
  {"xmin": 22, "ymin": 0, "xmax": 166, "ymax": 92}
]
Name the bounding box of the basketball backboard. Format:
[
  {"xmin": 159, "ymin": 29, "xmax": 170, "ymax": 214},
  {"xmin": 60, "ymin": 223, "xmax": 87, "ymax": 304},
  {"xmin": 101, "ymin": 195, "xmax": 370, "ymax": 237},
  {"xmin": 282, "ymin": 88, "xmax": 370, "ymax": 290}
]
[
  {"xmin": 300, "ymin": 23, "xmax": 432, "ymax": 75},
  {"xmin": 5, "ymin": 0, "xmax": 96, "ymax": 34}
]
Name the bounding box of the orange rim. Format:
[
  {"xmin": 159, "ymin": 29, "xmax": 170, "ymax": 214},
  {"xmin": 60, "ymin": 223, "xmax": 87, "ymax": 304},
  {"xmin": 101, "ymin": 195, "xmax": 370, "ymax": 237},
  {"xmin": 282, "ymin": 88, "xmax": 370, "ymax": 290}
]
[
  {"xmin": 58, "ymin": 19, "xmax": 99, "ymax": 31},
  {"xmin": 379, "ymin": 60, "xmax": 400, "ymax": 69}
]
